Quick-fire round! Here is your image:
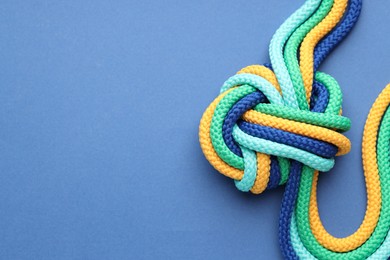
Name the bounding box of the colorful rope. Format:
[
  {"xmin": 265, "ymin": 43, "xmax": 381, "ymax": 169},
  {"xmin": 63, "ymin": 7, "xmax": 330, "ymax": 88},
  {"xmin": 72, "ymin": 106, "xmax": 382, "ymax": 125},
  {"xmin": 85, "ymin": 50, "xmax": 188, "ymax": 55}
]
[{"xmin": 199, "ymin": 0, "xmax": 390, "ymax": 259}]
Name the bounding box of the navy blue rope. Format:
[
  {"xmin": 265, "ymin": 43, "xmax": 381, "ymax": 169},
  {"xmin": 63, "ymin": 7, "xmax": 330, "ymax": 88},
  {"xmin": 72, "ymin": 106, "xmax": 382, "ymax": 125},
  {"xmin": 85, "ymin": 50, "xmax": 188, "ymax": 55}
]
[
  {"xmin": 314, "ymin": 0, "xmax": 363, "ymax": 70},
  {"xmin": 310, "ymin": 80, "xmax": 330, "ymax": 112},
  {"xmin": 278, "ymin": 92, "xmax": 328, "ymax": 259},
  {"xmin": 268, "ymin": 156, "xmax": 281, "ymax": 189},
  {"xmin": 238, "ymin": 121, "xmax": 337, "ymax": 158}
]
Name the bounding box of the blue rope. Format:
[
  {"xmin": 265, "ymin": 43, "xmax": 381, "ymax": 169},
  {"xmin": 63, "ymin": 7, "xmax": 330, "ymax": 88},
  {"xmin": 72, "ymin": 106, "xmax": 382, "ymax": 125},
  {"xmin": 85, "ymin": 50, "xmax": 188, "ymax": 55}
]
[
  {"xmin": 268, "ymin": 156, "xmax": 281, "ymax": 189},
  {"xmin": 314, "ymin": 0, "xmax": 363, "ymax": 70}
]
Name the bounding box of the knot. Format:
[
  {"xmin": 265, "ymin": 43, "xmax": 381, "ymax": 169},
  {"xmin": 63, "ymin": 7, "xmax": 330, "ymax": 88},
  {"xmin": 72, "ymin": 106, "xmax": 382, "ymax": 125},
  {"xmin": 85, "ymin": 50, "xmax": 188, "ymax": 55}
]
[{"xmin": 199, "ymin": 65, "xmax": 351, "ymax": 194}]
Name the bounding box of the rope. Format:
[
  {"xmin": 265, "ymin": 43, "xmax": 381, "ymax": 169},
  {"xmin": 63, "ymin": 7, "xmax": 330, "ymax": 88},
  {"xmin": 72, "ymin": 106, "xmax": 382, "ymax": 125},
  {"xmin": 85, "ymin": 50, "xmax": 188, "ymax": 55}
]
[{"xmin": 199, "ymin": 0, "xmax": 390, "ymax": 259}]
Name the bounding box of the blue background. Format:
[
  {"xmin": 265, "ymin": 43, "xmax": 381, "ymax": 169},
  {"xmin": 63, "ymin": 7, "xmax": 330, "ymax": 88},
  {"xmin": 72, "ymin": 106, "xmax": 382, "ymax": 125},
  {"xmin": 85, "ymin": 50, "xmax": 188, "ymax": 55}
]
[{"xmin": 0, "ymin": 1, "xmax": 389, "ymax": 259}]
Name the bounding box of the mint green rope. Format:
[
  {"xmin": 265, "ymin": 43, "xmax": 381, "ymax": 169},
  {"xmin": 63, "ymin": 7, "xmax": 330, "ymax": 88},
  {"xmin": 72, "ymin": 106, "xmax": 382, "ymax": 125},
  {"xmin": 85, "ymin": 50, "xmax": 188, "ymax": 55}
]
[
  {"xmin": 284, "ymin": 0, "xmax": 334, "ymax": 110},
  {"xmin": 269, "ymin": 0, "xmax": 322, "ymax": 108}
]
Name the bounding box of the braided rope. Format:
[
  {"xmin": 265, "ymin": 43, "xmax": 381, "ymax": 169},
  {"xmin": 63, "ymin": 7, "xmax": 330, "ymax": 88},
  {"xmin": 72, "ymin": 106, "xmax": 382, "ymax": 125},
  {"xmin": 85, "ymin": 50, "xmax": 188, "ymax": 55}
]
[{"xmin": 199, "ymin": 0, "xmax": 390, "ymax": 259}]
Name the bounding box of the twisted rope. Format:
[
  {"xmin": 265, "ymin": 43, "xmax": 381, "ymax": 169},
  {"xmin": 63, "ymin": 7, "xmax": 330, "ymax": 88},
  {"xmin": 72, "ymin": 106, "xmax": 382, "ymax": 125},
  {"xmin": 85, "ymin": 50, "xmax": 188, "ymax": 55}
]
[{"xmin": 199, "ymin": 0, "xmax": 390, "ymax": 259}]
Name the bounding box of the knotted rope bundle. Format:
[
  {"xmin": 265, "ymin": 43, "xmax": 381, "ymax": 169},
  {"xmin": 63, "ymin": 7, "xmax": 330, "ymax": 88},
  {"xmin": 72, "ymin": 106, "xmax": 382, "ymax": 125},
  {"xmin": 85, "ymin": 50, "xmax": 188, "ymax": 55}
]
[
  {"xmin": 200, "ymin": 65, "xmax": 350, "ymax": 193},
  {"xmin": 199, "ymin": 0, "xmax": 390, "ymax": 259}
]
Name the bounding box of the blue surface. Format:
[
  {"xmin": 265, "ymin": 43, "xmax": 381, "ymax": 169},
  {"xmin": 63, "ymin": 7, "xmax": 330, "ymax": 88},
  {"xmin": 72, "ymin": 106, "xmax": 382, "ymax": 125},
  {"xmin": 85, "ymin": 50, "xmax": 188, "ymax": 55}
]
[{"xmin": 1, "ymin": 1, "xmax": 390, "ymax": 259}]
